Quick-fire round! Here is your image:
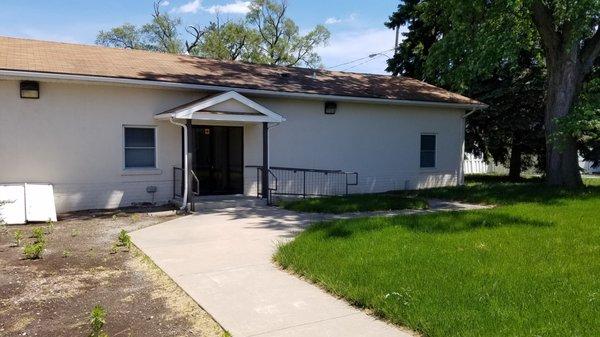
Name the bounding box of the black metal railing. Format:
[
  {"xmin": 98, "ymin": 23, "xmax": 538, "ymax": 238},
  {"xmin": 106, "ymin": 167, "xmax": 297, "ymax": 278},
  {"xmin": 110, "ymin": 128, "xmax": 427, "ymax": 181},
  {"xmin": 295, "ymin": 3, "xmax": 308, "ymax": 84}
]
[
  {"xmin": 173, "ymin": 167, "xmax": 202, "ymax": 199},
  {"xmin": 248, "ymin": 166, "xmax": 358, "ymax": 204},
  {"xmin": 190, "ymin": 170, "xmax": 200, "ymax": 196}
]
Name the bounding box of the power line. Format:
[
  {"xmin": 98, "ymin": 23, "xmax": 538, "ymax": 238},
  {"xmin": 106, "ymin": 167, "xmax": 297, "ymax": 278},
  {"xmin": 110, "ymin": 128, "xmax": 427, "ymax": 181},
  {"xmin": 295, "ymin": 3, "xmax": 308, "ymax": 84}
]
[
  {"xmin": 339, "ymin": 53, "xmax": 389, "ymax": 72},
  {"xmin": 327, "ymin": 54, "xmax": 374, "ymax": 70},
  {"xmin": 327, "ymin": 47, "xmax": 396, "ymax": 71}
]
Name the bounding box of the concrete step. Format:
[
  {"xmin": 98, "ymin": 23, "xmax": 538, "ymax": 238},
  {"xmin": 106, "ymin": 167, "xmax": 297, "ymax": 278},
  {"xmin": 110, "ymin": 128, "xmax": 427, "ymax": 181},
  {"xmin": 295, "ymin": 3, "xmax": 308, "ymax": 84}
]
[{"xmin": 191, "ymin": 195, "xmax": 268, "ymax": 211}]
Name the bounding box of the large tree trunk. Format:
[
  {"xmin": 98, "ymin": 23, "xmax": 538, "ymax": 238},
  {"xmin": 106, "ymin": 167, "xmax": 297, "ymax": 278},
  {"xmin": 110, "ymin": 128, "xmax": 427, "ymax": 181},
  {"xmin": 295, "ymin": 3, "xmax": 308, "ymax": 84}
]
[
  {"xmin": 544, "ymin": 55, "xmax": 584, "ymax": 187},
  {"xmin": 529, "ymin": 0, "xmax": 600, "ymax": 188},
  {"xmin": 508, "ymin": 144, "xmax": 522, "ymax": 181}
]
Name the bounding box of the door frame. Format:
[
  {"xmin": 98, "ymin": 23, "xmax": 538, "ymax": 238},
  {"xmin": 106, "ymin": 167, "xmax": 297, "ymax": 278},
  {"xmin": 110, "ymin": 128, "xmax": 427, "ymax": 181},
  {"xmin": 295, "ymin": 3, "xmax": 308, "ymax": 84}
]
[{"xmin": 188, "ymin": 125, "xmax": 244, "ymax": 195}]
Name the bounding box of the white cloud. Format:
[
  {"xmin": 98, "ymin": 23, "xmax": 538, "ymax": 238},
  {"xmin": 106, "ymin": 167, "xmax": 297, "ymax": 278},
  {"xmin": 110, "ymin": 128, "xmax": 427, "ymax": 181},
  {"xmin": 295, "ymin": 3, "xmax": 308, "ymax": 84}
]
[
  {"xmin": 325, "ymin": 17, "xmax": 342, "ymax": 25},
  {"xmin": 324, "ymin": 13, "xmax": 357, "ymax": 25},
  {"xmin": 174, "ymin": 0, "xmax": 250, "ymax": 15},
  {"xmin": 160, "ymin": 0, "xmax": 170, "ymax": 6},
  {"xmin": 319, "ymin": 28, "xmax": 401, "ymax": 74},
  {"xmin": 204, "ymin": 1, "xmax": 251, "ymax": 14},
  {"xmin": 175, "ymin": 0, "xmax": 202, "ymax": 14}
]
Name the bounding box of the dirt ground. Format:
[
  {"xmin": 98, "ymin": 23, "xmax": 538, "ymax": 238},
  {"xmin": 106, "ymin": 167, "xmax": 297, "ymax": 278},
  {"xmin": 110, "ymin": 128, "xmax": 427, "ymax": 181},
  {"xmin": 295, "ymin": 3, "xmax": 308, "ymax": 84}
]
[{"xmin": 0, "ymin": 207, "xmax": 226, "ymax": 337}]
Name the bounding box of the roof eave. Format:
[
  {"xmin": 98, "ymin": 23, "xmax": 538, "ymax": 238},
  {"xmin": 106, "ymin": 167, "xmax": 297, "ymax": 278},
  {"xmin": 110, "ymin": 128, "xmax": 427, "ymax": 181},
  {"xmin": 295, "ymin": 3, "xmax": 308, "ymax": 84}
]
[{"xmin": 0, "ymin": 69, "xmax": 487, "ymax": 110}]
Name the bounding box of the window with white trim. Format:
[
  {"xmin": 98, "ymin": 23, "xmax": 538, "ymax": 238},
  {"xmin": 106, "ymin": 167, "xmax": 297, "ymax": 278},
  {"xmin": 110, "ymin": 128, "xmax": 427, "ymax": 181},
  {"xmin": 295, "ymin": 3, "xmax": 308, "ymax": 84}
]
[
  {"xmin": 420, "ymin": 134, "xmax": 436, "ymax": 168},
  {"xmin": 124, "ymin": 127, "xmax": 156, "ymax": 168}
]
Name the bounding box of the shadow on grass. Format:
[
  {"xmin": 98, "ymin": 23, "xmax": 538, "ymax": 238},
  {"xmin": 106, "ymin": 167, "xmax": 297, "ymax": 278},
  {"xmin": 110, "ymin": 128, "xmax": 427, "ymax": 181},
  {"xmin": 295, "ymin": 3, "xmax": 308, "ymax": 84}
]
[
  {"xmin": 279, "ymin": 194, "xmax": 428, "ymax": 214},
  {"xmin": 313, "ymin": 211, "xmax": 553, "ymax": 239},
  {"xmin": 393, "ymin": 177, "xmax": 600, "ymax": 206},
  {"xmin": 465, "ymin": 174, "xmax": 544, "ymax": 184}
]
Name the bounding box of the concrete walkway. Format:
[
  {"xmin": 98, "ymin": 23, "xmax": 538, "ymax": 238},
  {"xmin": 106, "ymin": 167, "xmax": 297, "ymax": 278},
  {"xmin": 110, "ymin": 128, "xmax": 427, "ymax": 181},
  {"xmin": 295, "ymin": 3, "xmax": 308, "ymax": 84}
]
[{"xmin": 131, "ymin": 197, "xmax": 487, "ymax": 337}]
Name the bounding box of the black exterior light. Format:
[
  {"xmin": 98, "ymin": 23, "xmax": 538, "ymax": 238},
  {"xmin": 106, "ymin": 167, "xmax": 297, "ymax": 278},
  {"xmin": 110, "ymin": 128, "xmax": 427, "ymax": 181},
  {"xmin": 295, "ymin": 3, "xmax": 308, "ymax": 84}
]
[
  {"xmin": 20, "ymin": 81, "xmax": 39, "ymax": 99},
  {"xmin": 324, "ymin": 101, "xmax": 337, "ymax": 115}
]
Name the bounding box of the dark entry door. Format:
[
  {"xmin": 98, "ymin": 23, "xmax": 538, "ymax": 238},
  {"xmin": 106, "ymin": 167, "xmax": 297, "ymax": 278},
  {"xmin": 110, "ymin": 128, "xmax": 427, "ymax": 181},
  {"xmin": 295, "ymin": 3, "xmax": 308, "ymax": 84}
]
[{"xmin": 192, "ymin": 126, "xmax": 243, "ymax": 195}]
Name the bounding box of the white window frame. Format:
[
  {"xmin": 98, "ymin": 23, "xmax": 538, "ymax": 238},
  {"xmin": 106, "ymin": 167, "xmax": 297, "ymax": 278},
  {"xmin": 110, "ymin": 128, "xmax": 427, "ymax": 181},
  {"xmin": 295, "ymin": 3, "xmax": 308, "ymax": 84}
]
[
  {"xmin": 123, "ymin": 125, "xmax": 158, "ymax": 170},
  {"xmin": 419, "ymin": 133, "xmax": 437, "ymax": 169}
]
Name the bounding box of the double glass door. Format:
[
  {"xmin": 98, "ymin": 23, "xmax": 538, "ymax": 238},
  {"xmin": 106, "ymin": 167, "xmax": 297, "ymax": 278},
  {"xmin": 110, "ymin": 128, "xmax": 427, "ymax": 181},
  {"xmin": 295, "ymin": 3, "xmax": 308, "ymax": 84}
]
[{"xmin": 192, "ymin": 126, "xmax": 243, "ymax": 195}]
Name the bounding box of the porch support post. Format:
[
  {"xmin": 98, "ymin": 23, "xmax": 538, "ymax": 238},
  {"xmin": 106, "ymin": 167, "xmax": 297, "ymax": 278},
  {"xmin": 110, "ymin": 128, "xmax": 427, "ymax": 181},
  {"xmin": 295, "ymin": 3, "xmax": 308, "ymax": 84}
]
[
  {"xmin": 186, "ymin": 119, "xmax": 195, "ymax": 211},
  {"xmin": 262, "ymin": 122, "xmax": 269, "ymax": 199}
]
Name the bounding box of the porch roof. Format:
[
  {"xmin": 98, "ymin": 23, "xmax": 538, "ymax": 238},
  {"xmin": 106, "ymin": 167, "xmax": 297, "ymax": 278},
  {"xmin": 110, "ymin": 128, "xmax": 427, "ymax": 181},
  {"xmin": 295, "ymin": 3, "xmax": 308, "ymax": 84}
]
[{"xmin": 155, "ymin": 91, "xmax": 285, "ymax": 123}]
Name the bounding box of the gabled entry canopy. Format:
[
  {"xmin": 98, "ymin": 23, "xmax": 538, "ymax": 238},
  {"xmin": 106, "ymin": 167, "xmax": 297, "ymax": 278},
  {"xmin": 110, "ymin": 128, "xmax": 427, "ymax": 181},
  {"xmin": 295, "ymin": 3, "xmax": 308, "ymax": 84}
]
[{"xmin": 155, "ymin": 91, "xmax": 285, "ymax": 123}]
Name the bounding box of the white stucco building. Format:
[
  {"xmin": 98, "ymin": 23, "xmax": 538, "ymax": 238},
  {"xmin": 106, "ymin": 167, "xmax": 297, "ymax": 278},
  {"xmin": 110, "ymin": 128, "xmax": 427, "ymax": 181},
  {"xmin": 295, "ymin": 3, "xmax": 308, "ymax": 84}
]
[{"xmin": 0, "ymin": 36, "xmax": 486, "ymax": 213}]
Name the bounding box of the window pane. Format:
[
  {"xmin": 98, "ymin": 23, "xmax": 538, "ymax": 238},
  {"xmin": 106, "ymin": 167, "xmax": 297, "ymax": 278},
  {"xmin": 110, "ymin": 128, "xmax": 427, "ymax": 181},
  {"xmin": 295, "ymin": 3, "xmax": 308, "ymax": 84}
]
[
  {"xmin": 421, "ymin": 135, "xmax": 436, "ymax": 151},
  {"xmin": 125, "ymin": 149, "xmax": 155, "ymax": 168},
  {"xmin": 420, "ymin": 151, "xmax": 436, "ymax": 168},
  {"xmin": 125, "ymin": 128, "xmax": 155, "ymax": 147}
]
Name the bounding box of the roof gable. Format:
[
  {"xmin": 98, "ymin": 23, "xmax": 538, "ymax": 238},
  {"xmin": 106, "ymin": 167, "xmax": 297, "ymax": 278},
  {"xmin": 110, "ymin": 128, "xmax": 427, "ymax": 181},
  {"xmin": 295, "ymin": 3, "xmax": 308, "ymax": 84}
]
[
  {"xmin": 156, "ymin": 91, "xmax": 285, "ymax": 123},
  {"xmin": 205, "ymin": 99, "xmax": 256, "ymax": 114}
]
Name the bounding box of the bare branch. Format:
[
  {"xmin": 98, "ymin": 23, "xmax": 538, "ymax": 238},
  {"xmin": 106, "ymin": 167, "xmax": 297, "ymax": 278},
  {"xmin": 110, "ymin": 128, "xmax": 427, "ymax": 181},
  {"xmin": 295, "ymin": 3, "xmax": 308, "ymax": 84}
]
[
  {"xmin": 185, "ymin": 25, "xmax": 205, "ymax": 54},
  {"xmin": 231, "ymin": 34, "xmax": 247, "ymax": 60},
  {"xmin": 150, "ymin": 0, "xmax": 180, "ymax": 52}
]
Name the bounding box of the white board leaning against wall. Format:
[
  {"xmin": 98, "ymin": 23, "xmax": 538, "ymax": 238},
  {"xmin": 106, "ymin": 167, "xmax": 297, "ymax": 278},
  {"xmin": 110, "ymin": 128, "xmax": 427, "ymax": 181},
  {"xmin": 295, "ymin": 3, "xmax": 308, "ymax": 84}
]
[
  {"xmin": 0, "ymin": 183, "xmax": 57, "ymax": 225},
  {"xmin": 0, "ymin": 184, "xmax": 26, "ymax": 224}
]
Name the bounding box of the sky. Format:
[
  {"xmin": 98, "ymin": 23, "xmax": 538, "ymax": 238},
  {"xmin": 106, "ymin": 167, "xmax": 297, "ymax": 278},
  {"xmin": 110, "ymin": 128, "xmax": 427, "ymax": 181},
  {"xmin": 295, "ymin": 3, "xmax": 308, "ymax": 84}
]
[{"xmin": 0, "ymin": 0, "xmax": 402, "ymax": 74}]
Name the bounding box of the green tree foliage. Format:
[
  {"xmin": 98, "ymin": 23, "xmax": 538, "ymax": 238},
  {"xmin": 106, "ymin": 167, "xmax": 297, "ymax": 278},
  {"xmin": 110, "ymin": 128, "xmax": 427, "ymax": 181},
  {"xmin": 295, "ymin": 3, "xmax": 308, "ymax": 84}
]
[
  {"xmin": 96, "ymin": 23, "xmax": 144, "ymax": 49},
  {"xmin": 246, "ymin": 0, "xmax": 330, "ymax": 67},
  {"xmin": 387, "ymin": 0, "xmax": 600, "ymax": 185},
  {"xmin": 385, "ymin": 0, "xmax": 445, "ymax": 80},
  {"xmin": 96, "ymin": 1, "xmax": 187, "ymax": 53},
  {"xmin": 96, "ymin": 0, "xmax": 329, "ymax": 68},
  {"xmin": 386, "ymin": 1, "xmax": 546, "ymax": 179},
  {"xmin": 141, "ymin": 1, "xmax": 184, "ymax": 53},
  {"xmin": 525, "ymin": 0, "xmax": 600, "ymax": 186},
  {"xmin": 191, "ymin": 18, "xmax": 261, "ymax": 61},
  {"xmin": 555, "ymin": 64, "xmax": 600, "ymax": 167},
  {"xmin": 467, "ymin": 52, "xmax": 547, "ymax": 178}
]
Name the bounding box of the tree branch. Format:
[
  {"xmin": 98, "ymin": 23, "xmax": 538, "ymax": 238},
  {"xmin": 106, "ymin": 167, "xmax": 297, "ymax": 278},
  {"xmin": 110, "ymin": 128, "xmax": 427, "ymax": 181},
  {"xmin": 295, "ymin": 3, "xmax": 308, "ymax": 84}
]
[
  {"xmin": 185, "ymin": 25, "xmax": 204, "ymax": 54},
  {"xmin": 153, "ymin": 1, "xmax": 170, "ymax": 50},
  {"xmin": 530, "ymin": 0, "xmax": 561, "ymax": 64},
  {"xmin": 231, "ymin": 35, "xmax": 246, "ymax": 59},
  {"xmin": 581, "ymin": 27, "xmax": 600, "ymax": 74}
]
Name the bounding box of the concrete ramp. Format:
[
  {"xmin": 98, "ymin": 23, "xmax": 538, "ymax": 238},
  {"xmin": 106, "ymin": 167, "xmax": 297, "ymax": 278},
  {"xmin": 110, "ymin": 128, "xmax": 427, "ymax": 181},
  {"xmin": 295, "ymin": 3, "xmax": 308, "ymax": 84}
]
[{"xmin": 131, "ymin": 199, "xmax": 413, "ymax": 337}]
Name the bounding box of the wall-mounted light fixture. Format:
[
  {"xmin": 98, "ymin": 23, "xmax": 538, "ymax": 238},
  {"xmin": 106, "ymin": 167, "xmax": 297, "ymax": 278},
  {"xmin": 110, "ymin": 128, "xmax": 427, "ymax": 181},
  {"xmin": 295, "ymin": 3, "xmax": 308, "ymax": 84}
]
[
  {"xmin": 324, "ymin": 101, "xmax": 337, "ymax": 115},
  {"xmin": 20, "ymin": 81, "xmax": 39, "ymax": 99}
]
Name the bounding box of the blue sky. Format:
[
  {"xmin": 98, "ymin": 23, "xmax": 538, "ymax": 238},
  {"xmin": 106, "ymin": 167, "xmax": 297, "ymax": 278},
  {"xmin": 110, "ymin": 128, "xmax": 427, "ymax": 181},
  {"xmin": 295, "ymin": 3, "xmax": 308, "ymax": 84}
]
[{"xmin": 0, "ymin": 0, "xmax": 401, "ymax": 74}]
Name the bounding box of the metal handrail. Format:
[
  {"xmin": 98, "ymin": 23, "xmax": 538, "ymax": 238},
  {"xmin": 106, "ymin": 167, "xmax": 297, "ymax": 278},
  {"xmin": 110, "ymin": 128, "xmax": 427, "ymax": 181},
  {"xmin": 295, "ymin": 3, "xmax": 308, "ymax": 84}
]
[
  {"xmin": 251, "ymin": 166, "xmax": 278, "ymax": 201},
  {"xmin": 247, "ymin": 165, "xmax": 358, "ymax": 200},
  {"xmin": 267, "ymin": 169, "xmax": 278, "ymax": 204},
  {"xmin": 267, "ymin": 169, "xmax": 278, "ymax": 191},
  {"xmin": 246, "ymin": 165, "xmax": 349, "ymax": 174},
  {"xmin": 190, "ymin": 169, "xmax": 200, "ymax": 196}
]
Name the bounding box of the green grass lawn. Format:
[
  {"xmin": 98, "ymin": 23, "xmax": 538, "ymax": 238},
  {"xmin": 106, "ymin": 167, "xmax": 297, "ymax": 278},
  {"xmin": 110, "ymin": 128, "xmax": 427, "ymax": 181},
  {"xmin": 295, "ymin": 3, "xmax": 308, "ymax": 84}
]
[
  {"xmin": 275, "ymin": 176, "xmax": 600, "ymax": 337},
  {"xmin": 278, "ymin": 194, "xmax": 429, "ymax": 213}
]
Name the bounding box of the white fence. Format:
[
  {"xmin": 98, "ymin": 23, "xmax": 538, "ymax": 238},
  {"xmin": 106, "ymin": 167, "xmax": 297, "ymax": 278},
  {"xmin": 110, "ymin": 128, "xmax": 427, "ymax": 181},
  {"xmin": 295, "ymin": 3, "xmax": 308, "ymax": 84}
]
[
  {"xmin": 465, "ymin": 154, "xmax": 599, "ymax": 176},
  {"xmin": 464, "ymin": 153, "xmax": 491, "ymax": 174}
]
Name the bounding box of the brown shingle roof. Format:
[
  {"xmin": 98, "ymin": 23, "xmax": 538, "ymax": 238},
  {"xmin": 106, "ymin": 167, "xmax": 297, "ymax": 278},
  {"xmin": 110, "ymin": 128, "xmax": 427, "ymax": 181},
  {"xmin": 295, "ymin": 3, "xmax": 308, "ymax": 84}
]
[{"xmin": 0, "ymin": 36, "xmax": 483, "ymax": 106}]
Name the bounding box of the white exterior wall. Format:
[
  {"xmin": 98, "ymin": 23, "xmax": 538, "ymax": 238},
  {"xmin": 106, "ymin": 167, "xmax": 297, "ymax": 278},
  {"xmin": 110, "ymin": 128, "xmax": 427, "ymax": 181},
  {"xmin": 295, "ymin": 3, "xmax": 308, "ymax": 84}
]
[
  {"xmin": 1, "ymin": 79, "xmax": 466, "ymax": 213},
  {"xmin": 0, "ymin": 79, "xmax": 205, "ymax": 213},
  {"xmin": 242, "ymin": 97, "xmax": 465, "ymax": 195}
]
